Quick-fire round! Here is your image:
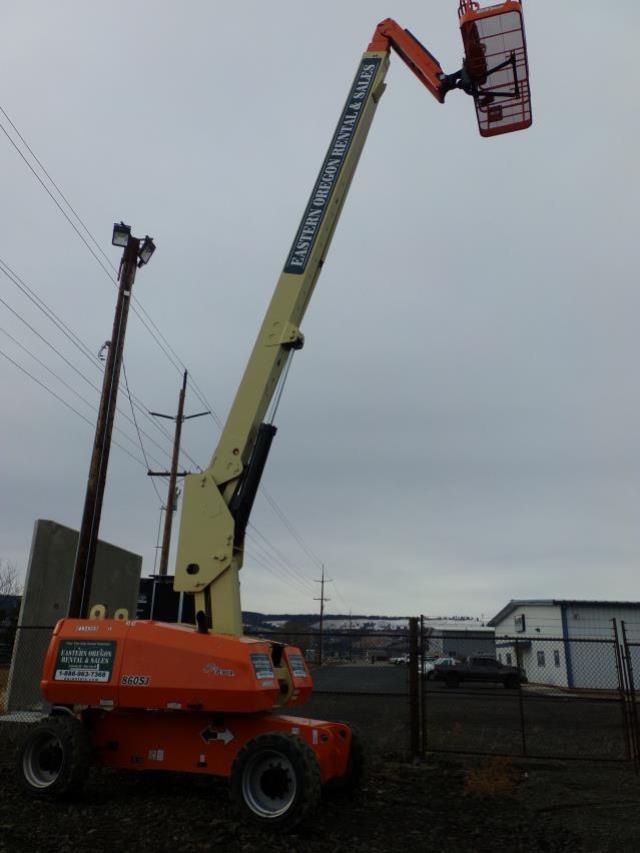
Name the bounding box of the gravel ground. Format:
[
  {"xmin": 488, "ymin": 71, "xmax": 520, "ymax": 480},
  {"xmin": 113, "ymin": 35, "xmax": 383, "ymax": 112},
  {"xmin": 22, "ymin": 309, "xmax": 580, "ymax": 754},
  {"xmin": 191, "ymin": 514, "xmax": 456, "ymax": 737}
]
[{"xmin": 2, "ymin": 723, "xmax": 640, "ymax": 853}]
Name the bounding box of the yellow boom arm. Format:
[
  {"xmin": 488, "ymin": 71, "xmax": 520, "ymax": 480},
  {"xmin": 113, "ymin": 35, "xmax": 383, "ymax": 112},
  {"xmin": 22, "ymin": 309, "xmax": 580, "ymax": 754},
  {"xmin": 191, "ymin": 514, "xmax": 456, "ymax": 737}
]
[{"xmin": 173, "ymin": 20, "xmax": 462, "ymax": 634}]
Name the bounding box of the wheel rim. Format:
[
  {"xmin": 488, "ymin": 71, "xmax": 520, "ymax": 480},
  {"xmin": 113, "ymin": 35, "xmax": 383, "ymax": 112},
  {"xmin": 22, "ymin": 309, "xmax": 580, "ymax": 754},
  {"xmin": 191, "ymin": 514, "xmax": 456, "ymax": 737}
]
[
  {"xmin": 241, "ymin": 749, "xmax": 297, "ymax": 818},
  {"xmin": 22, "ymin": 732, "xmax": 64, "ymax": 788}
]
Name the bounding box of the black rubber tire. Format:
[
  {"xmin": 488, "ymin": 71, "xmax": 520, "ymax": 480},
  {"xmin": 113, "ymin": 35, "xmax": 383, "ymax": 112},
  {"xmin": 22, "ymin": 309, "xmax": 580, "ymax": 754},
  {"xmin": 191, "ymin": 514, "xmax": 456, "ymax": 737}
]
[
  {"xmin": 230, "ymin": 733, "xmax": 321, "ymax": 831},
  {"xmin": 445, "ymin": 673, "xmax": 460, "ymax": 689},
  {"xmin": 504, "ymin": 675, "xmax": 519, "ymax": 689},
  {"xmin": 324, "ymin": 724, "xmax": 365, "ymax": 797},
  {"xmin": 16, "ymin": 716, "xmax": 91, "ymax": 799}
]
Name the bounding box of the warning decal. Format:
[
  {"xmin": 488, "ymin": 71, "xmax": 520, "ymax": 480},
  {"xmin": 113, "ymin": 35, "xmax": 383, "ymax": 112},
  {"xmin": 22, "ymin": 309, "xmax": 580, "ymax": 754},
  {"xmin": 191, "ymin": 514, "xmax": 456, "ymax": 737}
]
[{"xmin": 54, "ymin": 640, "xmax": 116, "ymax": 683}]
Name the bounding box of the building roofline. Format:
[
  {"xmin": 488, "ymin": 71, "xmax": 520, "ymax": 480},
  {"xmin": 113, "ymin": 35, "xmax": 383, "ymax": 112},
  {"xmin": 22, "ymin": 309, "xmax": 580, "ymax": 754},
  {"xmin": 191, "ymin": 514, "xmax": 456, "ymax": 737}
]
[{"xmin": 488, "ymin": 599, "xmax": 640, "ymax": 627}]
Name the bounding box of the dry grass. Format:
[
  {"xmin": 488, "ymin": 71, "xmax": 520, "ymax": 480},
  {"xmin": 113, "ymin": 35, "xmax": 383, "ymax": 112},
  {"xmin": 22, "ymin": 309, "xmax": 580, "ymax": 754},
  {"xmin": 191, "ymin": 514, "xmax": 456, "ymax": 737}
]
[{"xmin": 463, "ymin": 757, "xmax": 518, "ymax": 798}]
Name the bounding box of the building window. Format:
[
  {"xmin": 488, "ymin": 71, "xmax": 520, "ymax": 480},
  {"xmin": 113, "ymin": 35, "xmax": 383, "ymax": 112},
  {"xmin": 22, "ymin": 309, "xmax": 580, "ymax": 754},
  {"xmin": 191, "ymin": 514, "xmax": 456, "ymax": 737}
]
[
  {"xmin": 514, "ymin": 614, "xmax": 526, "ymax": 633},
  {"xmin": 498, "ymin": 653, "xmax": 503, "ymax": 663},
  {"xmin": 537, "ymin": 650, "xmax": 546, "ymax": 668},
  {"xmin": 554, "ymin": 649, "xmax": 560, "ymax": 668},
  {"xmin": 506, "ymin": 652, "xmax": 512, "ymax": 666}
]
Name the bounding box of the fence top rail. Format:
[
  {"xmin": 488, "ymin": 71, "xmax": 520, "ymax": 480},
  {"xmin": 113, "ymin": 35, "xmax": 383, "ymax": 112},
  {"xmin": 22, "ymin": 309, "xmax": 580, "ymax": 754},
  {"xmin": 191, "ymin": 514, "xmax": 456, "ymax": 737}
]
[{"xmin": 491, "ymin": 634, "xmax": 619, "ymax": 645}]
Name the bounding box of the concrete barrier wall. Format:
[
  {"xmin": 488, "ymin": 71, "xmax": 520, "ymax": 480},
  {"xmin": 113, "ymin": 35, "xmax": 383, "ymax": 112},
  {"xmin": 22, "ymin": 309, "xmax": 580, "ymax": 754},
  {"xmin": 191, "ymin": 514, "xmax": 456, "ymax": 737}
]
[{"xmin": 6, "ymin": 519, "xmax": 142, "ymax": 711}]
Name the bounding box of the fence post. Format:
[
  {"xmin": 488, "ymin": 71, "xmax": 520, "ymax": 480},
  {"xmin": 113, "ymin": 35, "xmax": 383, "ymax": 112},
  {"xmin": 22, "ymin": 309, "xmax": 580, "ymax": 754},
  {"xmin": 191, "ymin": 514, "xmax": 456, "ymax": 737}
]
[
  {"xmin": 612, "ymin": 618, "xmax": 633, "ymax": 761},
  {"xmin": 621, "ymin": 621, "xmax": 640, "ymax": 772},
  {"xmin": 419, "ymin": 615, "xmax": 427, "ymax": 759},
  {"xmin": 515, "ymin": 638, "xmax": 527, "ymax": 756},
  {"xmin": 409, "ymin": 617, "xmax": 420, "ymax": 760}
]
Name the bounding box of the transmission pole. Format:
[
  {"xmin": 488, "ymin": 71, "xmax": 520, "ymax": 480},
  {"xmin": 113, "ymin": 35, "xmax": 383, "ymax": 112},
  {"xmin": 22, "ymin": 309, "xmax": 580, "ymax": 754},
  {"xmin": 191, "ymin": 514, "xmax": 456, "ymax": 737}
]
[
  {"xmin": 314, "ymin": 564, "xmax": 331, "ymax": 667},
  {"xmin": 148, "ymin": 370, "xmax": 209, "ymax": 577}
]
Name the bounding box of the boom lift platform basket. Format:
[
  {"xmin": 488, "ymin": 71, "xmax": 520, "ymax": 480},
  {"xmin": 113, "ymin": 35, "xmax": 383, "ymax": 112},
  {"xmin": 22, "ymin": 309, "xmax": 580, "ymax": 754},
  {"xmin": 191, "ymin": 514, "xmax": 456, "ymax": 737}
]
[{"xmin": 457, "ymin": 0, "xmax": 532, "ymax": 136}]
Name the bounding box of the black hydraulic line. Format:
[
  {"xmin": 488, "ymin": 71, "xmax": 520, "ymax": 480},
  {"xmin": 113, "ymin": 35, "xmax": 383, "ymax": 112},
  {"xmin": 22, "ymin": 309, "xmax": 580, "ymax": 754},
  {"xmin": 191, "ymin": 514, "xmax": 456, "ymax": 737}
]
[{"xmin": 229, "ymin": 422, "xmax": 278, "ymax": 549}]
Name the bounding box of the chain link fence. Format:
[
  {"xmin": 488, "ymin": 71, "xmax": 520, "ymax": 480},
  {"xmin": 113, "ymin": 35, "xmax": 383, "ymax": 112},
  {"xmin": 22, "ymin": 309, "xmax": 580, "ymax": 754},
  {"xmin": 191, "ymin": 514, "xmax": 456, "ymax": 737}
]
[{"xmin": 1, "ymin": 618, "xmax": 639, "ymax": 767}]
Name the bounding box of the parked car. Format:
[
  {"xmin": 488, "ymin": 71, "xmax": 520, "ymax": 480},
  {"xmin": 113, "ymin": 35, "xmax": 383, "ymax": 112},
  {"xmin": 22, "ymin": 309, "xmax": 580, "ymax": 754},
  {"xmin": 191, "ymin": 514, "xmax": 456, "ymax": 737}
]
[
  {"xmin": 433, "ymin": 655, "xmax": 526, "ymax": 689},
  {"xmin": 422, "ymin": 656, "xmax": 458, "ymax": 680},
  {"xmin": 390, "ymin": 654, "xmax": 410, "ymax": 665}
]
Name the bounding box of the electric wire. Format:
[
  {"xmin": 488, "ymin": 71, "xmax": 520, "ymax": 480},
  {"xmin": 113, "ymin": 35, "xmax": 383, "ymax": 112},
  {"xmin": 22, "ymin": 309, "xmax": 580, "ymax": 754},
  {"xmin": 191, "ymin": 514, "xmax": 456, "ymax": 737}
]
[
  {"xmin": 245, "ymin": 528, "xmax": 315, "ymax": 596},
  {"xmin": 0, "ymin": 345, "xmax": 146, "ymax": 468},
  {"xmin": 0, "ymin": 104, "xmax": 119, "ymax": 275},
  {"xmin": 261, "ymin": 487, "xmax": 325, "ymax": 572},
  {"xmin": 244, "ymin": 544, "xmax": 313, "ymax": 601},
  {"xmin": 0, "ymin": 258, "xmax": 197, "ymax": 467},
  {"xmin": 0, "ymin": 325, "xmax": 163, "ymax": 468},
  {"xmin": 122, "ymin": 359, "xmax": 165, "ymax": 504},
  {"xmin": 329, "ymin": 578, "xmax": 352, "ymax": 613},
  {"xmin": 0, "ymin": 286, "xmax": 178, "ymax": 466},
  {"xmin": 0, "ymin": 123, "xmax": 117, "ymax": 282},
  {"xmin": 247, "ymin": 523, "xmax": 315, "ymax": 593},
  {"xmin": 0, "ymin": 261, "xmax": 200, "ymax": 469},
  {"xmin": 0, "ymin": 103, "xmax": 331, "ymax": 595}
]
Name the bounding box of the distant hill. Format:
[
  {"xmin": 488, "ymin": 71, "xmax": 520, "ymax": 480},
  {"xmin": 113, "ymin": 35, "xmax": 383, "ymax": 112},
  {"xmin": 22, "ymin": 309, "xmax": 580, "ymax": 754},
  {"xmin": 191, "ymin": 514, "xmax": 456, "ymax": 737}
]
[{"xmin": 243, "ymin": 612, "xmax": 484, "ymax": 632}]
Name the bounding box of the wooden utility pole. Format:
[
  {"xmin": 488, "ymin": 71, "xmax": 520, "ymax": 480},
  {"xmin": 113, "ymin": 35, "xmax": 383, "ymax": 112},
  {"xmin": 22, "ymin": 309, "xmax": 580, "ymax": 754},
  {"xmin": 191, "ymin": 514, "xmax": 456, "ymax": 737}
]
[
  {"xmin": 148, "ymin": 371, "xmax": 209, "ymax": 577},
  {"xmin": 314, "ymin": 564, "xmax": 330, "ymax": 667},
  {"xmin": 69, "ymin": 236, "xmax": 140, "ymax": 618}
]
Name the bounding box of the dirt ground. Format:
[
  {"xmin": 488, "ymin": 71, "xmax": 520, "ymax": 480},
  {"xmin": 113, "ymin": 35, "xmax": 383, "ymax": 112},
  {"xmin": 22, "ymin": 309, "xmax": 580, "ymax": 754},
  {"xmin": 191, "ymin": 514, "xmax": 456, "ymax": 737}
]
[{"xmin": 1, "ymin": 723, "xmax": 639, "ymax": 853}]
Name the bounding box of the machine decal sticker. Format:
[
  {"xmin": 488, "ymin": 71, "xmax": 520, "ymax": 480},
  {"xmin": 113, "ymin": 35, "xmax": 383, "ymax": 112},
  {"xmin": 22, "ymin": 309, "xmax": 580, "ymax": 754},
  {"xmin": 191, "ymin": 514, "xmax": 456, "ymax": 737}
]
[
  {"xmin": 201, "ymin": 726, "xmax": 235, "ymax": 745},
  {"xmin": 284, "ymin": 57, "xmax": 382, "ymax": 275},
  {"xmin": 148, "ymin": 749, "xmax": 165, "ymax": 761},
  {"xmin": 75, "ymin": 625, "xmax": 98, "ymax": 632},
  {"xmin": 202, "ymin": 662, "xmax": 235, "ymax": 677},
  {"xmin": 54, "ymin": 640, "xmax": 116, "ymax": 683},
  {"xmin": 121, "ymin": 675, "xmax": 151, "ymax": 686},
  {"xmin": 250, "ymin": 653, "xmax": 275, "ymax": 681},
  {"xmin": 288, "ymin": 654, "xmax": 308, "ymax": 679}
]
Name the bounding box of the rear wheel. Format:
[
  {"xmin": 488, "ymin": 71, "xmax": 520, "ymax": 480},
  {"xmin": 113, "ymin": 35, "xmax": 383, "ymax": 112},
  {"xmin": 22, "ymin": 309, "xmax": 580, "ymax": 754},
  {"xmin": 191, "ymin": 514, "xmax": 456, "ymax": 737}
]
[
  {"xmin": 16, "ymin": 716, "xmax": 91, "ymax": 798},
  {"xmin": 230, "ymin": 733, "xmax": 321, "ymax": 831},
  {"xmin": 504, "ymin": 675, "xmax": 519, "ymax": 689},
  {"xmin": 445, "ymin": 673, "xmax": 460, "ymax": 689}
]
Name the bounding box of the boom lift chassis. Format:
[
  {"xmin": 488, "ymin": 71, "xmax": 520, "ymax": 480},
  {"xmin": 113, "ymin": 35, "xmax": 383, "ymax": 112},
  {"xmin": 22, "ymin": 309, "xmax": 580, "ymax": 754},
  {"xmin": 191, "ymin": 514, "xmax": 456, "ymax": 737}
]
[{"xmin": 17, "ymin": 3, "xmax": 531, "ymax": 831}]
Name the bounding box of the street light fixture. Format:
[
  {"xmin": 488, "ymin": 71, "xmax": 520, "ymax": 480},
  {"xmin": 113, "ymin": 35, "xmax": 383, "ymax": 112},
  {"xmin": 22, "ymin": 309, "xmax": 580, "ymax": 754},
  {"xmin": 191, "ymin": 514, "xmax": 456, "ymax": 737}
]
[
  {"xmin": 112, "ymin": 221, "xmax": 131, "ymax": 247},
  {"xmin": 137, "ymin": 235, "xmax": 156, "ymax": 267}
]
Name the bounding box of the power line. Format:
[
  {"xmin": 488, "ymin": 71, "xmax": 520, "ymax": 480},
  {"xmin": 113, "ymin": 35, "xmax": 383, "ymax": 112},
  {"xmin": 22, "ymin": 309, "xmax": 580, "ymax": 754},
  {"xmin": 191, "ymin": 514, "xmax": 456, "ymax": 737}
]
[
  {"xmin": 245, "ymin": 528, "xmax": 315, "ymax": 596},
  {"xmin": 0, "ymin": 101, "xmax": 330, "ymax": 588},
  {"xmin": 0, "ymin": 260, "xmax": 195, "ymax": 468},
  {"xmin": 122, "ymin": 359, "xmax": 164, "ymax": 504},
  {"xmin": 0, "ymin": 325, "xmax": 163, "ymax": 470},
  {"xmin": 329, "ymin": 577, "xmax": 352, "ymax": 613},
  {"xmin": 244, "ymin": 543, "xmax": 314, "ymax": 601},
  {"xmin": 1, "ymin": 264, "xmax": 317, "ymax": 588},
  {"xmin": 0, "ymin": 345, "xmax": 147, "ymax": 469}
]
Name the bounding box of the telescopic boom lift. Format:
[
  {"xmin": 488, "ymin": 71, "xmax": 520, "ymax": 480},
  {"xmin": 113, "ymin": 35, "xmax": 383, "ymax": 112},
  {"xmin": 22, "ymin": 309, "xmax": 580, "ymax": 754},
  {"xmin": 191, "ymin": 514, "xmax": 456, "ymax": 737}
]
[
  {"xmin": 173, "ymin": 2, "xmax": 532, "ymax": 638},
  {"xmin": 20, "ymin": 2, "xmax": 532, "ymax": 831}
]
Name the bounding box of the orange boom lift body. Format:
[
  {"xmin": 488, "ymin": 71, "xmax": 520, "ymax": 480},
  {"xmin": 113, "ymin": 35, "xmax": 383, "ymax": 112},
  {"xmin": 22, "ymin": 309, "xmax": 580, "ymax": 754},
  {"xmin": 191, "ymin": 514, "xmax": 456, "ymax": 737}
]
[{"xmin": 22, "ymin": 2, "xmax": 532, "ymax": 830}]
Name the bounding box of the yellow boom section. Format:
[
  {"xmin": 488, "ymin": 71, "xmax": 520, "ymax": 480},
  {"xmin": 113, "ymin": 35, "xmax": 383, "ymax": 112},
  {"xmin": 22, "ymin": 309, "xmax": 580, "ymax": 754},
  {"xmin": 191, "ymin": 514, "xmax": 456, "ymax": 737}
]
[{"xmin": 174, "ymin": 51, "xmax": 389, "ymax": 635}]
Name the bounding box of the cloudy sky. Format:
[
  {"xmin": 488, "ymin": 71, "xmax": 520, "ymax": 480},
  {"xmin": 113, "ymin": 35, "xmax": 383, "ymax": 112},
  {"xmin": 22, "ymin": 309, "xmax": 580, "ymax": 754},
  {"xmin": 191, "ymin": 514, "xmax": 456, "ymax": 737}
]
[{"xmin": 1, "ymin": 1, "xmax": 639, "ymax": 620}]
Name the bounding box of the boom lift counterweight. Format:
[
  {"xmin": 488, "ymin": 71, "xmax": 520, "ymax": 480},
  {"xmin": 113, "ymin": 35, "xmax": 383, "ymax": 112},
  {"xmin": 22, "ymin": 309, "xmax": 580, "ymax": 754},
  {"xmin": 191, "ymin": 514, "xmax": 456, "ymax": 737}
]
[{"xmin": 18, "ymin": 3, "xmax": 532, "ymax": 831}]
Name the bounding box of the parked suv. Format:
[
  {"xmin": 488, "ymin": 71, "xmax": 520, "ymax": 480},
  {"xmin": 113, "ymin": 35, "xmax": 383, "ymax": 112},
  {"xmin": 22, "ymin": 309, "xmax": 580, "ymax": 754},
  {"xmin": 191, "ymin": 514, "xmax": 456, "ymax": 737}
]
[{"xmin": 433, "ymin": 655, "xmax": 526, "ymax": 689}]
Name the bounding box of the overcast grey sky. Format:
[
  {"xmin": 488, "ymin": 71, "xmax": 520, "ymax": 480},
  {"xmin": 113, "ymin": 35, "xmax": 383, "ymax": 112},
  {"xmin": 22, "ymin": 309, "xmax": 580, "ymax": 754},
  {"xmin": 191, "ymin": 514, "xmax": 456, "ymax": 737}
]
[{"xmin": 1, "ymin": 1, "xmax": 639, "ymax": 619}]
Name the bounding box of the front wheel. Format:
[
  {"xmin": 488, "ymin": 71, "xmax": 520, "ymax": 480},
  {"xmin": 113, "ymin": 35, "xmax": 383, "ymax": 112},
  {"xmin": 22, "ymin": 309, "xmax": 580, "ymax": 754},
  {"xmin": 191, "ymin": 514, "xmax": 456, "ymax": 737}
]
[
  {"xmin": 16, "ymin": 716, "xmax": 91, "ymax": 798},
  {"xmin": 230, "ymin": 733, "xmax": 321, "ymax": 831}
]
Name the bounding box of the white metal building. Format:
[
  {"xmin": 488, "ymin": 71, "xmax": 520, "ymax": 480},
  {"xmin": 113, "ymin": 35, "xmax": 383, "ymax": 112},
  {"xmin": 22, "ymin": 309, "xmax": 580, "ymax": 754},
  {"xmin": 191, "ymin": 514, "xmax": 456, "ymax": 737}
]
[{"xmin": 488, "ymin": 600, "xmax": 640, "ymax": 690}]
